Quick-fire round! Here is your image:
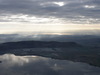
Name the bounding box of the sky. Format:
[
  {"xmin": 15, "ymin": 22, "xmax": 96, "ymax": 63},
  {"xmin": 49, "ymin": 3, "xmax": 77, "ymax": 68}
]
[{"xmin": 0, "ymin": 0, "xmax": 100, "ymax": 35}]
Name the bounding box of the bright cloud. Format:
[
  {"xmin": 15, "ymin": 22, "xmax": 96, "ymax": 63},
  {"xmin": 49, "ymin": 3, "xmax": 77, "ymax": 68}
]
[
  {"xmin": 53, "ymin": 2, "xmax": 65, "ymax": 6},
  {"xmin": 0, "ymin": 0, "xmax": 99, "ymax": 24},
  {"xmin": 84, "ymin": 5, "xmax": 96, "ymax": 8}
]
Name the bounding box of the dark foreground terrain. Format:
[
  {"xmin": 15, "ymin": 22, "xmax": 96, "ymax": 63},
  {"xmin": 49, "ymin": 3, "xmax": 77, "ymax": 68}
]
[{"xmin": 0, "ymin": 41, "xmax": 100, "ymax": 67}]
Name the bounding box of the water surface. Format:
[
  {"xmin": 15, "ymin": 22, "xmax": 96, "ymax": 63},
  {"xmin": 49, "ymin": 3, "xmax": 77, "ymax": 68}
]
[{"xmin": 0, "ymin": 54, "xmax": 100, "ymax": 75}]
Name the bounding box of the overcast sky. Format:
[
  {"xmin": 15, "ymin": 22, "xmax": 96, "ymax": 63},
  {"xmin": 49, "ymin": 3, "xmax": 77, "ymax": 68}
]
[{"xmin": 0, "ymin": 0, "xmax": 100, "ymax": 34}]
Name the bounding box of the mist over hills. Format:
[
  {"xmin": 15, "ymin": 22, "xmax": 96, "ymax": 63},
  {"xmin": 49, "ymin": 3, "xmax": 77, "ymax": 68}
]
[{"xmin": 0, "ymin": 34, "xmax": 100, "ymax": 47}]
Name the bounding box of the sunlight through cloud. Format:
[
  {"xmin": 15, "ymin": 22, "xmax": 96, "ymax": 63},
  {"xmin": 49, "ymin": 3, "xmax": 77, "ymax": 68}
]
[
  {"xmin": 53, "ymin": 2, "xmax": 65, "ymax": 6},
  {"xmin": 84, "ymin": 5, "xmax": 96, "ymax": 8}
]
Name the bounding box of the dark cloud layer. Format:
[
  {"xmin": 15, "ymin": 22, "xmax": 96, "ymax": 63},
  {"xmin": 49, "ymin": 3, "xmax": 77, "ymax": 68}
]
[{"xmin": 0, "ymin": 0, "xmax": 99, "ymax": 24}]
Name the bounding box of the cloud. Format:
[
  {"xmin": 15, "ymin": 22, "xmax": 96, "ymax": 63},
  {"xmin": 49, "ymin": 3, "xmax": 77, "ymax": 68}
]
[
  {"xmin": 83, "ymin": 5, "xmax": 96, "ymax": 8},
  {"xmin": 0, "ymin": 0, "xmax": 99, "ymax": 24},
  {"xmin": 53, "ymin": 2, "xmax": 65, "ymax": 6}
]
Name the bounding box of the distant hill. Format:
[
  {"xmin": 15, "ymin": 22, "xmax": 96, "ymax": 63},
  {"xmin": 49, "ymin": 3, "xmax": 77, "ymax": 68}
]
[
  {"xmin": 0, "ymin": 41, "xmax": 82, "ymax": 50},
  {"xmin": 0, "ymin": 41, "xmax": 100, "ymax": 67}
]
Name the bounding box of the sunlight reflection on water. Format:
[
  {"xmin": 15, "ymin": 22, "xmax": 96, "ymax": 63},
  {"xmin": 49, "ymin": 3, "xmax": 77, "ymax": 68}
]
[{"xmin": 0, "ymin": 54, "xmax": 100, "ymax": 75}]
